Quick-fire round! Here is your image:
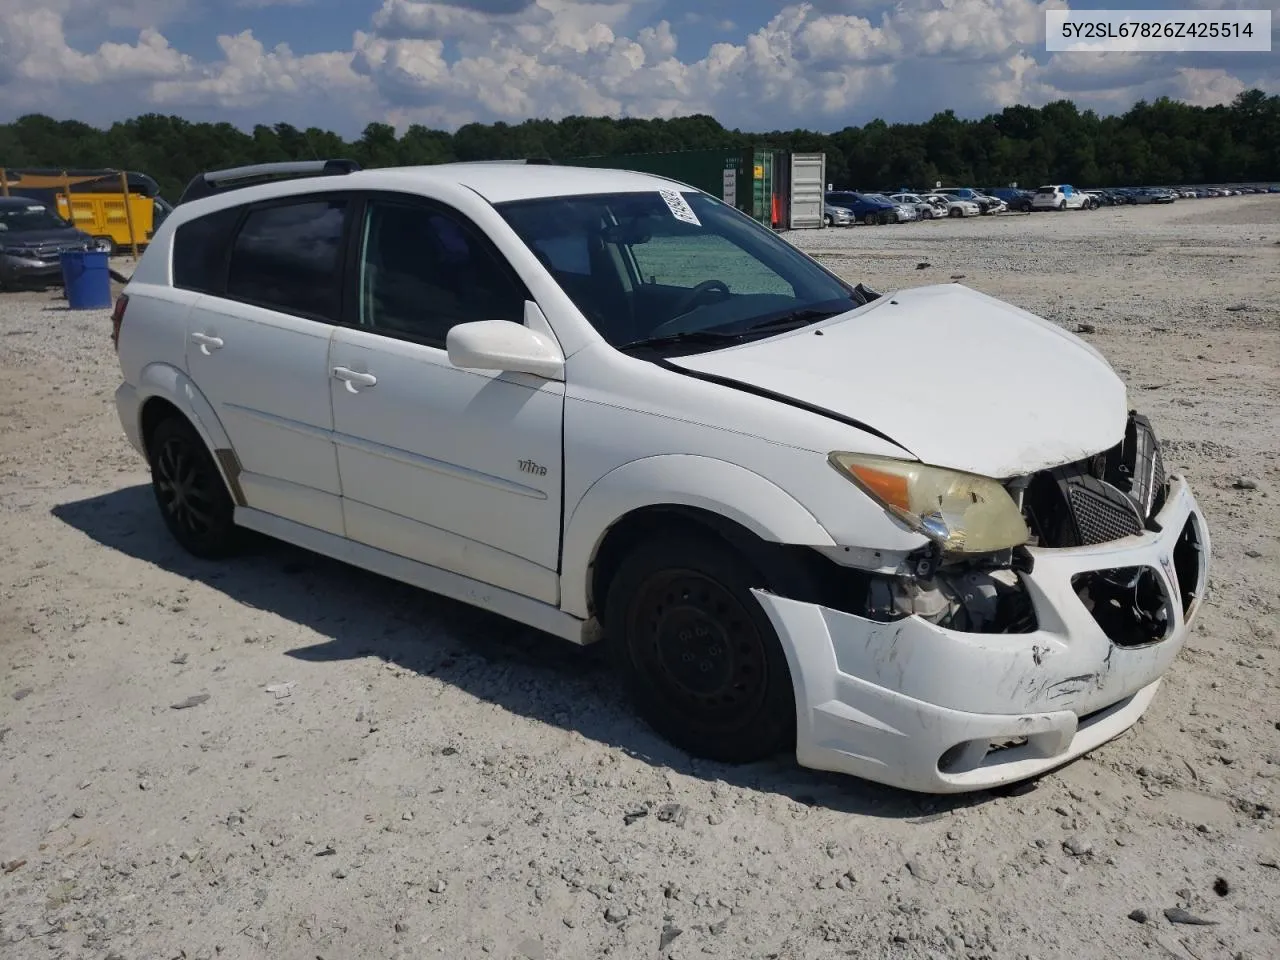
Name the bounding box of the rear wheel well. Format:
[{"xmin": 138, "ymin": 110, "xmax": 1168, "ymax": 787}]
[
  {"xmin": 140, "ymin": 396, "xmax": 185, "ymax": 456},
  {"xmin": 588, "ymin": 505, "xmax": 876, "ymax": 622}
]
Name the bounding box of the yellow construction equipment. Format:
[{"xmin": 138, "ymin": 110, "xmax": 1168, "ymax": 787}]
[{"xmin": 0, "ymin": 168, "xmax": 172, "ymax": 256}]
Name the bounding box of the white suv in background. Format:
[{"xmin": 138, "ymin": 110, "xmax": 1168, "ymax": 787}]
[
  {"xmin": 1032, "ymin": 184, "xmax": 1091, "ymax": 210},
  {"xmin": 111, "ymin": 159, "xmax": 1210, "ymax": 794}
]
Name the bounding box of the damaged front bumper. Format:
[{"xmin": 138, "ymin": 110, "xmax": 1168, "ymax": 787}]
[{"xmin": 754, "ymin": 474, "xmax": 1210, "ymax": 794}]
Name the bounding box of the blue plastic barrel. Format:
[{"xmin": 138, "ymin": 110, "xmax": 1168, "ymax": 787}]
[{"xmin": 60, "ymin": 250, "xmax": 113, "ymax": 310}]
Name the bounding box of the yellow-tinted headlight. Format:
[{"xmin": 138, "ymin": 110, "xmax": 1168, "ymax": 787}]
[{"xmin": 828, "ymin": 452, "xmax": 1030, "ymax": 554}]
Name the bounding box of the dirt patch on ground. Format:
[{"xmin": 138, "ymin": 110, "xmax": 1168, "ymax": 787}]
[{"xmin": 1, "ymin": 195, "xmax": 1278, "ymax": 960}]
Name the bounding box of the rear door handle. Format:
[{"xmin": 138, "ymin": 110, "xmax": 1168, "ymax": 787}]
[
  {"xmin": 332, "ymin": 366, "xmax": 377, "ymax": 392},
  {"xmin": 191, "ymin": 332, "xmax": 223, "ymax": 355}
]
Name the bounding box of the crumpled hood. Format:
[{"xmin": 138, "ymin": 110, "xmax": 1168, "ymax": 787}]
[{"xmin": 667, "ymin": 283, "xmax": 1129, "ymax": 478}]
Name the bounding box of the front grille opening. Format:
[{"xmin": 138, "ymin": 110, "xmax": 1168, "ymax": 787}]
[
  {"xmin": 1171, "ymin": 515, "xmax": 1203, "ymax": 615},
  {"xmin": 1072, "ymin": 566, "xmax": 1172, "ymax": 647},
  {"xmin": 1016, "ymin": 411, "xmax": 1167, "ymax": 549}
]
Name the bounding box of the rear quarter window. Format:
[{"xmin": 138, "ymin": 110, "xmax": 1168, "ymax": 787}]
[{"xmin": 172, "ymin": 207, "xmax": 241, "ymax": 294}]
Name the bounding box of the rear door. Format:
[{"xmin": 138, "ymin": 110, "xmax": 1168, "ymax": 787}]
[{"xmin": 180, "ymin": 193, "xmax": 351, "ymax": 534}]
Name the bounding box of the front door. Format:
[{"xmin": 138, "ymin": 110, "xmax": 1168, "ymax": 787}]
[
  {"xmin": 183, "ymin": 194, "xmax": 350, "ymax": 535},
  {"xmin": 328, "ymin": 194, "xmax": 565, "ymax": 603}
]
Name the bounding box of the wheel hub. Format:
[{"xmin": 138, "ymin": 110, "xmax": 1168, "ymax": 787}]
[
  {"xmin": 656, "ymin": 604, "xmax": 732, "ymax": 696},
  {"xmin": 632, "ymin": 571, "xmax": 766, "ymax": 716}
]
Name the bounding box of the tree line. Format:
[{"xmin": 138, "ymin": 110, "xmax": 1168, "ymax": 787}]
[{"xmin": 1, "ymin": 90, "xmax": 1275, "ymax": 202}]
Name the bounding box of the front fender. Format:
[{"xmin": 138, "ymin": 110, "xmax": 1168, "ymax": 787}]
[
  {"xmin": 559, "ymin": 455, "xmax": 837, "ymax": 619},
  {"xmin": 134, "ymin": 362, "xmax": 243, "ymax": 503}
]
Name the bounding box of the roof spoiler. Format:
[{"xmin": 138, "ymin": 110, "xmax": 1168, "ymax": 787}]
[{"xmin": 177, "ymin": 159, "xmax": 361, "ymax": 206}]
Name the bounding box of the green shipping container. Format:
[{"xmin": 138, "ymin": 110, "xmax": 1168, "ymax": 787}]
[{"xmin": 560, "ymin": 147, "xmax": 779, "ymax": 225}]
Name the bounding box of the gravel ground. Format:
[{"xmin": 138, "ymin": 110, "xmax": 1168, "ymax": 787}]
[{"xmin": 1, "ymin": 195, "xmax": 1278, "ymax": 960}]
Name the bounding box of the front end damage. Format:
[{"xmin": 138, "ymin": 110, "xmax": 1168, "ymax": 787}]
[{"xmin": 756, "ymin": 412, "xmax": 1211, "ymax": 794}]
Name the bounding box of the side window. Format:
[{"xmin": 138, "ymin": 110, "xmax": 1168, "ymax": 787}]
[
  {"xmin": 630, "ymin": 233, "xmax": 792, "ymax": 296},
  {"xmin": 225, "ymin": 197, "xmax": 347, "ymax": 320},
  {"xmin": 358, "ymin": 199, "xmax": 526, "ymax": 346},
  {"xmin": 172, "ymin": 207, "xmax": 241, "ymax": 295}
]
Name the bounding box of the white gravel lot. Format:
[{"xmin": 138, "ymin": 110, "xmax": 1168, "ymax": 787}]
[{"xmin": 1, "ymin": 195, "xmax": 1278, "ymax": 960}]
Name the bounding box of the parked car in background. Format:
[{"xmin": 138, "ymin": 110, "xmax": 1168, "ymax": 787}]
[
  {"xmin": 111, "ymin": 158, "xmax": 1212, "ymax": 795},
  {"xmin": 865, "ymin": 194, "xmax": 918, "ymax": 222},
  {"xmin": 0, "ymin": 195, "xmax": 113, "ymax": 289},
  {"xmin": 889, "ymin": 193, "xmax": 937, "ymax": 219},
  {"xmin": 982, "ymin": 187, "xmax": 1034, "ymax": 212},
  {"xmin": 825, "ymin": 191, "xmax": 900, "ymax": 225},
  {"xmin": 925, "ymin": 193, "xmax": 980, "ymax": 217},
  {"xmin": 976, "ymin": 193, "xmax": 1008, "ymax": 214},
  {"xmin": 824, "ymin": 202, "xmax": 854, "ymax": 227},
  {"xmin": 937, "ymin": 187, "xmax": 1001, "ymax": 214},
  {"xmin": 1, "ymin": 168, "xmax": 171, "ymax": 255},
  {"xmin": 1031, "ymin": 184, "xmax": 1090, "ymax": 211}
]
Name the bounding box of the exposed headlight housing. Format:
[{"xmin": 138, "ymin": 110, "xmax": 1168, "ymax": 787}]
[
  {"xmin": 828, "ymin": 452, "xmax": 1030, "ymax": 554},
  {"xmin": 92, "ymin": 238, "xmax": 113, "ymax": 253}
]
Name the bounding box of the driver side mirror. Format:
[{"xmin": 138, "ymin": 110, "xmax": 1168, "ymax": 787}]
[{"xmin": 446, "ymin": 318, "xmax": 565, "ymax": 381}]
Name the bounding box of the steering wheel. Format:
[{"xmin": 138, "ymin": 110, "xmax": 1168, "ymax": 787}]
[{"xmin": 667, "ymin": 279, "xmax": 732, "ymax": 322}]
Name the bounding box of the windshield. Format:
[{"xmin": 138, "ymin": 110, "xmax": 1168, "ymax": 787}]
[
  {"xmin": 866, "ymin": 194, "xmax": 895, "ymax": 204},
  {"xmin": 0, "ymin": 203, "xmax": 72, "ymax": 233},
  {"xmin": 496, "ymin": 190, "xmax": 865, "ymax": 351}
]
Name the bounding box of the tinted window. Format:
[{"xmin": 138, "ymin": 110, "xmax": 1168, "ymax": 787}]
[
  {"xmin": 226, "ymin": 198, "xmax": 347, "ymax": 319},
  {"xmin": 172, "ymin": 207, "xmax": 240, "ymax": 294},
  {"xmin": 357, "ymin": 200, "xmax": 525, "ymax": 345}
]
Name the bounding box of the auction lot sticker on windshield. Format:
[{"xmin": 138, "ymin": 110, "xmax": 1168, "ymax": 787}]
[{"xmin": 659, "ymin": 189, "xmax": 701, "ymax": 226}]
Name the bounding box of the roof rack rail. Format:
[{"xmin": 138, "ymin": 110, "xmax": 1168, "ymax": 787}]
[
  {"xmin": 452, "ymin": 157, "xmax": 554, "ymax": 165},
  {"xmin": 176, "ymin": 158, "xmax": 361, "ymax": 206}
]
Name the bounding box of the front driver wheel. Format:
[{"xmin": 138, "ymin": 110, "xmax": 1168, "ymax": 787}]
[
  {"xmin": 605, "ymin": 535, "xmax": 796, "ymax": 764},
  {"xmin": 148, "ymin": 415, "xmax": 241, "ymax": 559}
]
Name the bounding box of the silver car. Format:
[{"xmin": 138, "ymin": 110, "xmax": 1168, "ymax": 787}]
[
  {"xmin": 824, "ymin": 202, "xmax": 854, "ymax": 227},
  {"xmin": 890, "ymin": 193, "xmax": 937, "ymax": 220}
]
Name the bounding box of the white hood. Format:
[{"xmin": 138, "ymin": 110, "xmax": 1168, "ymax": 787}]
[{"xmin": 668, "ymin": 284, "xmax": 1129, "ymax": 478}]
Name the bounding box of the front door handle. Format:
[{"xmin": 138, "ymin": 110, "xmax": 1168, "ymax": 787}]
[
  {"xmin": 332, "ymin": 366, "xmax": 377, "ymax": 393},
  {"xmin": 191, "ymin": 332, "xmax": 223, "ymax": 355}
]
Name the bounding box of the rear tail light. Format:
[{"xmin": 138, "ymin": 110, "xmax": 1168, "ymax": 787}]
[{"xmin": 110, "ymin": 294, "xmax": 129, "ymax": 352}]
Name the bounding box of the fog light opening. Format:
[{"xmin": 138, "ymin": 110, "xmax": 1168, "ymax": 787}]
[
  {"xmin": 937, "ymin": 740, "xmax": 989, "ymax": 774},
  {"xmin": 1072, "ymin": 565, "xmax": 1173, "ymax": 647},
  {"xmin": 1171, "ymin": 515, "xmax": 1203, "ymax": 615}
]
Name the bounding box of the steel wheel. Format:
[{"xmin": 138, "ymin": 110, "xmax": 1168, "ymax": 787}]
[
  {"xmin": 629, "ymin": 569, "xmax": 769, "ymax": 724},
  {"xmin": 605, "ymin": 535, "xmax": 797, "ymax": 764}
]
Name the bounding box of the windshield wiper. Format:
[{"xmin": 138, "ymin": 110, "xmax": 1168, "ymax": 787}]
[
  {"xmin": 616, "ymin": 329, "xmax": 746, "ymax": 353},
  {"xmin": 740, "ymin": 305, "xmax": 847, "ymax": 334}
]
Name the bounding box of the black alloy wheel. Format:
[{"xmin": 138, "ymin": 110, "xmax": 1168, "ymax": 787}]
[
  {"xmin": 605, "ymin": 536, "xmax": 796, "ymax": 764},
  {"xmin": 148, "ymin": 416, "xmax": 240, "ymax": 558}
]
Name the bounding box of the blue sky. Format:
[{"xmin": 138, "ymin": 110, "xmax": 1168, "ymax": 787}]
[{"xmin": 2, "ymin": 1, "xmax": 1276, "ymax": 136}]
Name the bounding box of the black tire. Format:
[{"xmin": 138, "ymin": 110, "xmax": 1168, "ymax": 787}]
[
  {"xmin": 862, "ymin": 212, "xmax": 878, "ymax": 226},
  {"xmin": 824, "ymin": 214, "xmax": 833, "ymax": 227},
  {"xmin": 147, "ymin": 415, "xmax": 241, "ymax": 558},
  {"xmin": 949, "ymin": 207, "xmax": 962, "ymax": 218},
  {"xmin": 604, "ymin": 534, "xmax": 796, "ymax": 764}
]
